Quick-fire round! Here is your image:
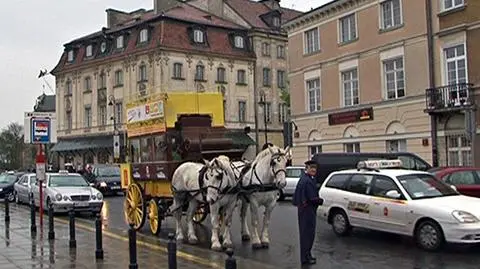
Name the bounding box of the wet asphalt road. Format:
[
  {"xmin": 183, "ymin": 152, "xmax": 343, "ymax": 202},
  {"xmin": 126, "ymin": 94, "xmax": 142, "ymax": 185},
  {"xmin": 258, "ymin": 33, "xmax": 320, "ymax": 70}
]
[{"xmin": 61, "ymin": 196, "xmax": 480, "ymax": 268}]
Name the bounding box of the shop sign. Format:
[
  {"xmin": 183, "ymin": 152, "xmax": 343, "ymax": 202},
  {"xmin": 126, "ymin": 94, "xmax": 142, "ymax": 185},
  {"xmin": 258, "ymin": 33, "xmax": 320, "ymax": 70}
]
[{"xmin": 328, "ymin": 107, "xmax": 374, "ymax": 126}]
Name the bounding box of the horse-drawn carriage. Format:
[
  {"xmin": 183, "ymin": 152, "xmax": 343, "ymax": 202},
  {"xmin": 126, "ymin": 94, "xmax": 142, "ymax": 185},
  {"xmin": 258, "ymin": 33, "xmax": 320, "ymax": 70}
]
[{"xmin": 120, "ymin": 92, "xmax": 253, "ymax": 235}]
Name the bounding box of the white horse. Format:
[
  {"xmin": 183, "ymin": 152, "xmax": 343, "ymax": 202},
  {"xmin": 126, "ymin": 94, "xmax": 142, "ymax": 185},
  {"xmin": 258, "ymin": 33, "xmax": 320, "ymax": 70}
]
[
  {"xmin": 233, "ymin": 144, "xmax": 289, "ymax": 249},
  {"xmin": 203, "ymin": 155, "xmax": 239, "ymax": 251},
  {"xmin": 170, "ymin": 158, "xmax": 225, "ymax": 244}
]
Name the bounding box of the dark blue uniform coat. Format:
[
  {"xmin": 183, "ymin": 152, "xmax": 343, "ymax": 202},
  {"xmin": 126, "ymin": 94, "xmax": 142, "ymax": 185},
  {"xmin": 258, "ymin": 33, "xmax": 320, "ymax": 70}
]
[{"xmin": 292, "ymin": 172, "xmax": 323, "ymax": 264}]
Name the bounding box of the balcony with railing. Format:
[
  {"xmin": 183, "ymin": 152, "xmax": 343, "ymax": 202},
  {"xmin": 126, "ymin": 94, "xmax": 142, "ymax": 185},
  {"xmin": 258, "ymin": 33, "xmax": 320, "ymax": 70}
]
[{"xmin": 425, "ymin": 83, "xmax": 475, "ymax": 113}]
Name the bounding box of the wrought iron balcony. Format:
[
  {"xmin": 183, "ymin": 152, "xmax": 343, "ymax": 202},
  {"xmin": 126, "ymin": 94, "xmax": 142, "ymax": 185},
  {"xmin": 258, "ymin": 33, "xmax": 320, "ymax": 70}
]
[{"xmin": 425, "ymin": 83, "xmax": 475, "ymax": 113}]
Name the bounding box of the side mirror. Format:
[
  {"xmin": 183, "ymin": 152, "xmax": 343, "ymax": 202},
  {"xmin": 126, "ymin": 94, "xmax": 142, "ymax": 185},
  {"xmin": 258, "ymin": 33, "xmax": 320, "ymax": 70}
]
[
  {"xmin": 450, "ymin": 185, "xmax": 458, "ymax": 191},
  {"xmin": 385, "ymin": 190, "xmax": 401, "ymax": 199}
]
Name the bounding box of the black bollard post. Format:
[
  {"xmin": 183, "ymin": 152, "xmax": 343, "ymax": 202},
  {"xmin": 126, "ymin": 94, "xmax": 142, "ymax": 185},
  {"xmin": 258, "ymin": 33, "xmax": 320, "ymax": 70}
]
[
  {"xmin": 95, "ymin": 213, "xmax": 104, "ymax": 260},
  {"xmin": 30, "ymin": 195, "xmax": 37, "ymax": 235},
  {"xmin": 128, "ymin": 224, "xmax": 138, "ymax": 269},
  {"xmin": 48, "ymin": 203, "xmax": 55, "ymax": 240},
  {"xmin": 68, "ymin": 208, "xmax": 76, "ymax": 248},
  {"xmin": 168, "ymin": 233, "xmax": 177, "ymax": 269},
  {"xmin": 225, "ymin": 248, "xmax": 237, "ymax": 269},
  {"xmin": 4, "ymin": 196, "xmax": 10, "ymax": 223}
]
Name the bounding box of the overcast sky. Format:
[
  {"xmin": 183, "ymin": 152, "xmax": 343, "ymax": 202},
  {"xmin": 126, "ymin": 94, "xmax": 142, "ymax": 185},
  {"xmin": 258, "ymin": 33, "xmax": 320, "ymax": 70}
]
[{"xmin": 0, "ymin": 0, "xmax": 330, "ymax": 129}]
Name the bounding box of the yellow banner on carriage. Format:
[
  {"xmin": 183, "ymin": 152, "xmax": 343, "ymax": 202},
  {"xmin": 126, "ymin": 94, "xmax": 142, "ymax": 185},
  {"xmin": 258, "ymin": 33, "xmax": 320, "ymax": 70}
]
[{"xmin": 125, "ymin": 94, "xmax": 166, "ymax": 138}]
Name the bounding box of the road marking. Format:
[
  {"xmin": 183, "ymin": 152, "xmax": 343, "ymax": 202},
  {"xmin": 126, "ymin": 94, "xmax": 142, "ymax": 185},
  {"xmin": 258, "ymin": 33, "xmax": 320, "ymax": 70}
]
[{"xmin": 54, "ymin": 217, "xmax": 223, "ymax": 269}]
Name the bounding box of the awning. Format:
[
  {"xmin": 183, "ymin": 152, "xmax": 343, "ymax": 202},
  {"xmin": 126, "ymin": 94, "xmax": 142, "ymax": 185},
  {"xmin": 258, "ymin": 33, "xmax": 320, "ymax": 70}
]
[
  {"xmin": 224, "ymin": 131, "xmax": 256, "ymax": 149},
  {"xmin": 51, "ymin": 135, "xmax": 124, "ymax": 152}
]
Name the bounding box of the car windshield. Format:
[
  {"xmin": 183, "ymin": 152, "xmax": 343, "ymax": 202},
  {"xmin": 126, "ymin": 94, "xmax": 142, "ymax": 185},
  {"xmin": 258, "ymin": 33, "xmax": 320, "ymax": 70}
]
[
  {"xmin": 398, "ymin": 173, "xmax": 459, "ymax": 200},
  {"xmin": 0, "ymin": 174, "xmax": 17, "ymax": 184},
  {"xmin": 97, "ymin": 166, "xmax": 120, "ymax": 177},
  {"xmin": 48, "ymin": 175, "xmax": 89, "ymax": 187},
  {"xmin": 286, "ymin": 168, "xmax": 303, "ymax": 178}
]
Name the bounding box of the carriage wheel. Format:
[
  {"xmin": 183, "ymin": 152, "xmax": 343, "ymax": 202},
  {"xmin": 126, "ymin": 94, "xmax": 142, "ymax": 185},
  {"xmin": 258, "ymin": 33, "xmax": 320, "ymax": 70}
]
[
  {"xmin": 148, "ymin": 199, "xmax": 162, "ymax": 235},
  {"xmin": 124, "ymin": 183, "xmax": 146, "ymax": 230},
  {"xmin": 192, "ymin": 203, "xmax": 209, "ymax": 224}
]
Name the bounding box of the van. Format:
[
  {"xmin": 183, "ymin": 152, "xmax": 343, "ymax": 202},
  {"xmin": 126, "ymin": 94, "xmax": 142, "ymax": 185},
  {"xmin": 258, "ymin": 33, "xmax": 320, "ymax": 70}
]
[{"xmin": 311, "ymin": 152, "xmax": 432, "ymax": 185}]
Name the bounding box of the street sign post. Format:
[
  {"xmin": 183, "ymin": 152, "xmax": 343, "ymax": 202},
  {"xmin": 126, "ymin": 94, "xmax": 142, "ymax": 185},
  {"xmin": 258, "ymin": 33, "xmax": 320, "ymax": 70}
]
[{"xmin": 36, "ymin": 145, "xmax": 46, "ymax": 227}]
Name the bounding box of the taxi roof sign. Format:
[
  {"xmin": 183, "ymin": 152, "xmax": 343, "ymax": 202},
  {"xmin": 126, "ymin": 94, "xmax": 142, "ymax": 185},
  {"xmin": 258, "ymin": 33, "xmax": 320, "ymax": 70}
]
[
  {"xmin": 58, "ymin": 170, "xmax": 69, "ymax": 175},
  {"xmin": 357, "ymin": 159, "xmax": 403, "ymax": 170}
]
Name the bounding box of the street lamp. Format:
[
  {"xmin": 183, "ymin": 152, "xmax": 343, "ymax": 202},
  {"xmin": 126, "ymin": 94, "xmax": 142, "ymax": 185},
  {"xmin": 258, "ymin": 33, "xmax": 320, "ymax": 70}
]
[
  {"xmin": 258, "ymin": 92, "xmax": 268, "ymax": 144},
  {"xmin": 108, "ymin": 95, "xmax": 120, "ymax": 163}
]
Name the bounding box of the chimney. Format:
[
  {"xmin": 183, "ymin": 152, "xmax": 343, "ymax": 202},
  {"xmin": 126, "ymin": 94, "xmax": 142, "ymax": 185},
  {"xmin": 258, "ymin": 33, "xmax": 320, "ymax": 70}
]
[
  {"xmin": 207, "ymin": 0, "xmax": 224, "ymax": 18},
  {"xmin": 154, "ymin": 0, "xmax": 180, "ymax": 14},
  {"xmin": 106, "ymin": 9, "xmax": 132, "ymax": 28}
]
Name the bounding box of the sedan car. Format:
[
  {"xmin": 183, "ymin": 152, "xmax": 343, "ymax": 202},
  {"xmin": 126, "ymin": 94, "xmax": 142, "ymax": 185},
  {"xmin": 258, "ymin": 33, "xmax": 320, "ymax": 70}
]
[
  {"xmin": 13, "ymin": 173, "xmax": 36, "ymax": 204},
  {"xmin": 277, "ymin": 166, "xmax": 304, "ymax": 201},
  {"xmin": 0, "ymin": 172, "xmax": 21, "ymax": 202},
  {"xmin": 32, "ymin": 170, "xmax": 103, "ymax": 214},
  {"xmin": 431, "ymin": 167, "xmax": 480, "ymax": 198},
  {"xmin": 90, "ymin": 164, "xmax": 122, "ymax": 195}
]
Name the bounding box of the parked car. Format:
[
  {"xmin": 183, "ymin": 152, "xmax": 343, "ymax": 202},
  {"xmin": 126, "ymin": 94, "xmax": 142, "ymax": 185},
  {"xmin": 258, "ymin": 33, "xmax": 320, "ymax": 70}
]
[
  {"xmin": 312, "ymin": 152, "xmax": 432, "ymax": 185},
  {"xmin": 278, "ymin": 166, "xmax": 304, "ymax": 201},
  {"xmin": 13, "ymin": 173, "xmax": 36, "ymax": 204},
  {"xmin": 31, "ymin": 170, "xmax": 104, "ymax": 214},
  {"xmin": 431, "ymin": 167, "xmax": 480, "ymax": 198},
  {"xmin": 90, "ymin": 164, "xmax": 122, "ymax": 195},
  {"xmin": 0, "ymin": 172, "xmax": 21, "ymax": 202}
]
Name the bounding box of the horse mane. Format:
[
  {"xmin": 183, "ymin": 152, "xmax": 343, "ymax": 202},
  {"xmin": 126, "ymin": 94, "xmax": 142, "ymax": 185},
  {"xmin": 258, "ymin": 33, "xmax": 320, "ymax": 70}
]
[{"xmin": 214, "ymin": 155, "xmax": 237, "ymax": 184}]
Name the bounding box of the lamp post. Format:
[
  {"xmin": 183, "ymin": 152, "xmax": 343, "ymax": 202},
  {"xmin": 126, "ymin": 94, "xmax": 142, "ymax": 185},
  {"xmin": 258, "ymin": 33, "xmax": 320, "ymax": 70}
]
[
  {"xmin": 258, "ymin": 92, "xmax": 268, "ymax": 145},
  {"xmin": 108, "ymin": 95, "xmax": 120, "ymax": 163}
]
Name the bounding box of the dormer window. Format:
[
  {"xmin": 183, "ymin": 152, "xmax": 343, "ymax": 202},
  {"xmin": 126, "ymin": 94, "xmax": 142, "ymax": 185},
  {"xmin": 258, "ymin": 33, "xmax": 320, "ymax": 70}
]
[
  {"xmin": 234, "ymin": 36, "xmax": 244, "ymax": 49},
  {"xmin": 272, "ymin": 17, "xmax": 280, "ymax": 27},
  {"xmin": 139, "ymin": 29, "xmax": 149, "ymax": 43},
  {"xmin": 100, "ymin": 41, "xmax": 107, "ymax": 54},
  {"xmin": 116, "ymin": 35, "xmax": 124, "ymax": 49},
  {"xmin": 86, "ymin": 45, "xmax": 93, "ymax": 57},
  {"xmin": 193, "ymin": 30, "xmax": 204, "ymax": 43},
  {"xmin": 67, "ymin": 50, "xmax": 74, "ymax": 62}
]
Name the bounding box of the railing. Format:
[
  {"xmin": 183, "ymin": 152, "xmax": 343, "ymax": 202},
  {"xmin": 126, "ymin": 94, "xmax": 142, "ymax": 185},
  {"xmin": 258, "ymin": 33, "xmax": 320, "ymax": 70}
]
[{"xmin": 425, "ymin": 83, "xmax": 474, "ymax": 112}]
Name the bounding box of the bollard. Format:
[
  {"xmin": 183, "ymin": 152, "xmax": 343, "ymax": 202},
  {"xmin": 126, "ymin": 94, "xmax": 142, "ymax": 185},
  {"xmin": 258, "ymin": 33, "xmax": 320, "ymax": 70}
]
[
  {"xmin": 168, "ymin": 233, "xmax": 177, "ymax": 269},
  {"xmin": 69, "ymin": 208, "xmax": 76, "ymax": 248},
  {"xmin": 30, "ymin": 195, "xmax": 37, "ymax": 235},
  {"xmin": 48, "ymin": 203, "xmax": 55, "ymax": 240},
  {"xmin": 128, "ymin": 224, "xmax": 138, "ymax": 269},
  {"xmin": 95, "ymin": 213, "xmax": 104, "ymax": 260},
  {"xmin": 225, "ymin": 248, "xmax": 237, "ymax": 269},
  {"xmin": 4, "ymin": 196, "xmax": 10, "ymax": 223}
]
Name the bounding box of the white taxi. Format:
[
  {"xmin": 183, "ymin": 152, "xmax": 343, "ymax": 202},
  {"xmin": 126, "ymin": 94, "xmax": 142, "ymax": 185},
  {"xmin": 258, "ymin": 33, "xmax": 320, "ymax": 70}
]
[{"xmin": 318, "ymin": 159, "xmax": 480, "ymax": 251}]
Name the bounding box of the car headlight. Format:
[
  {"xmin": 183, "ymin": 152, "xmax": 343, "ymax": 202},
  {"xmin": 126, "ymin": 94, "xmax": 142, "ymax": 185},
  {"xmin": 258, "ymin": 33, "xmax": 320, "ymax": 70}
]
[
  {"xmin": 0, "ymin": 188, "xmax": 3, "ymax": 192},
  {"xmin": 96, "ymin": 192, "xmax": 103, "ymax": 200},
  {"xmin": 100, "ymin": 182, "xmax": 107, "ymax": 187},
  {"xmin": 55, "ymin": 193, "xmax": 62, "ymax": 201},
  {"xmin": 452, "ymin": 210, "xmax": 479, "ymax": 223},
  {"xmin": 91, "ymin": 195, "xmax": 96, "ymax": 200},
  {"xmin": 63, "ymin": 195, "xmax": 70, "ymax": 201}
]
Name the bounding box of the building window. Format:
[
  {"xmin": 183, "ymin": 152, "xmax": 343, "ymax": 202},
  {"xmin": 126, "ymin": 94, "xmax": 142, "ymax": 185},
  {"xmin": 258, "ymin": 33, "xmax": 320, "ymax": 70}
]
[
  {"xmin": 265, "ymin": 102, "xmax": 272, "ymax": 123},
  {"xmin": 447, "ymin": 135, "xmax": 471, "ymax": 166},
  {"xmin": 234, "ymin": 36, "xmax": 244, "ymax": 48},
  {"xmin": 238, "ymin": 101, "xmax": 246, "ymax": 122},
  {"xmin": 339, "ymin": 14, "xmax": 357, "ymax": 43},
  {"xmin": 277, "ymin": 70, "xmax": 286, "ymax": 88},
  {"xmin": 309, "ymin": 145, "xmax": 322, "ymax": 157},
  {"xmin": 341, "ymin": 68, "xmax": 359, "ymax": 106},
  {"xmin": 263, "ymin": 68, "xmax": 271, "ymax": 86},
  {"xmin": 139, "ymin": 65, "xmax": 147, "ymax": 82},
  {"xmin": 217, "ymin": 67, "xmax": 226, "ymax": 82},
  {"xmin": 442, "ymin": 0, "xmax": 464, "ymax": 11},
  {"xmin": 386, "ymin": 139, "xmax": 406, "ymax": 152},
  {"xmin": 66, "ymin": 80, "xmax": 72, "ymax": 95},
  {"xmin": 272, "ymin": 16, "xmax": 280, "ymax": 27},
  {"xmin": 344, "ymin": 142, "xmax": 360, "ymax": 152},
  {"xmin": 139, "ymin": 29, "xmax": 149, "ymax": 43},
  {"xmin": 304, "ymin": 28, "xmax": 320, "ymax": 54},
  {"xmin": 277, "ymin": 45, "xmax": 285, "ymax": 58},
  {"xmin": 84, "ymin": 106, "xmax": 92, "ymax": 128},
  {"xmin": 262, "ymin": 42, "xmax": 271, "ymax": 56},
  {"xmin": 99, "ymin": 105, "xmax": 107, "ymax": 126},
  {"xmin": 278, "ymin": 103, "xmax": 287, "ymax": 123},
  {"xmin": 173, "ymin": 63, "xmax": 183, "ymax": 79},
  {"xmin": 237, "ymin": 70, "xmax": 246, "ymax": 84},
  {"xmin": 67, "ymin": 50, "xmax": 74, "ymax": 62},
  {"xmin": 306, "ymin": 78, "xmax": 321, "ymax": 112},
  {"xmin": 193, "ymin": 30, "xmax": 204, "ymax": 43},
  {"xmin": 116, "ymin": 35, "xmax": 124, "ymax": 49},
  {"xmin": 195, "ymin": 65, "xmax": 205, "ymax": 80},
  {"xmin": 115, "ymin": 70, "xmax": 123, "ymax": 86},
  {"xmin": 98, "ymin": 73, "xmax": 106, "ymax": 89},
  {"xmin": 66, "ymin": 111, "xmax": 72, "ymax": 130},
  {"xmin": 445, "ymin": 44, "xmax": 467, "ymax": 85},
  {"xmin": 115, "ymin": 102, "xmax": 123, "ymax": 125},
  {"xmin": 85, "ymin": 45, "xmax": 93, "ymax": 57},
  {"xmin": 380, "ymin": 0, "xmax": 402, "ymax": 30},
  {"xmin": 84, "ymin": 77, "xmax": 91, "ymax": 92},
  {"xmin": 384, "ymin": 57, "xmax": 405, "ymax": 99}
]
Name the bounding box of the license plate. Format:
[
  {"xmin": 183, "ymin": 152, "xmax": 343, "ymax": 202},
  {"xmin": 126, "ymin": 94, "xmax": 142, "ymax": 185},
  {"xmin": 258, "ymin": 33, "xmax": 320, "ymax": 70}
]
[
  {"xmin": 74, "ymin": 202, "xmax": 89, "ymax": 207},
  {"xmin": 111, "ymin": 186, "xmax": 121, "ymax": 190}
]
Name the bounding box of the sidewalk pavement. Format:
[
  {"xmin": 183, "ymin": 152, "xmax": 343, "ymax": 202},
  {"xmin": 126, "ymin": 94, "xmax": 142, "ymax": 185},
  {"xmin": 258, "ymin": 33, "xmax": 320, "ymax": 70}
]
[{"xmin": 0, "ymin": 204, "xmax": 222, "ymax": 269}]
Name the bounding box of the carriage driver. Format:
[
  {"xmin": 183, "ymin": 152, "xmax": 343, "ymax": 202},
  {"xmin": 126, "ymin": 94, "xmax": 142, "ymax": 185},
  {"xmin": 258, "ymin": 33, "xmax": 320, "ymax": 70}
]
[{"xmin": 292, "ymin": 159, "xmax": 323, "ymax": 266}]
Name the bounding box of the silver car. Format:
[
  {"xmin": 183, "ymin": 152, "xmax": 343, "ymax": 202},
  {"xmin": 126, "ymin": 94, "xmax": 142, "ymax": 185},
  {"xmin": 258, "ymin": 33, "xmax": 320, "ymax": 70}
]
[
  {"xmin": 31, "ymin": 171, "xmax": 104, "ymax": 214},
  {"xmin": 13, "ymin": 173, "xmax": 36, "ymax": 204},
  {"xmin": 278, "ymin": 166, "xmax": 304, "ymax": 201}
]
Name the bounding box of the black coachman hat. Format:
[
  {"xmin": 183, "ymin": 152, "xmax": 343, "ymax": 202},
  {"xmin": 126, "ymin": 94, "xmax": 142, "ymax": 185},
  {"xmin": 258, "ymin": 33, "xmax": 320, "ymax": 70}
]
[{"xmin": 304, "ymin": 160, "xmax": 317, "ymax": 166}]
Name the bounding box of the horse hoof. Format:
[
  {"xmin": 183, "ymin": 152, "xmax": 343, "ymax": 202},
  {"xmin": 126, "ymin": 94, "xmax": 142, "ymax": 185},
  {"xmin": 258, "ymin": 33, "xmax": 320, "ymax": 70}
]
[
  {"xmin": 211, "ymin": 244, "xmax": 223, "ymax": 252},
  {"xmin": 252, "ymin": 243, "xmax": 262, "ymax": 249},
  {"xmin": 222, "ymin": 242, "xmax": 233, "ymax": 249},
  {"xmin": 241, "ymin": 235, "xmax": 251, "ymax": 241},
  {"xmin": 261, "ymin": 242, "xmax": 269, "ymax": 248},
  {"xmin": 188, "ymin": 238, "xmax": 198, "ymax": 245}
]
